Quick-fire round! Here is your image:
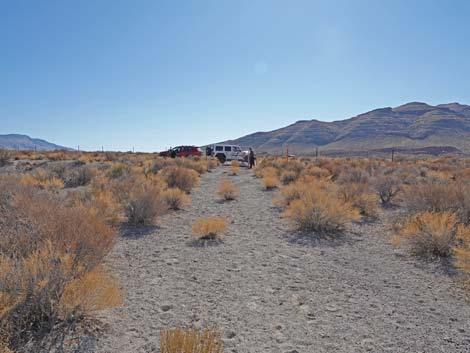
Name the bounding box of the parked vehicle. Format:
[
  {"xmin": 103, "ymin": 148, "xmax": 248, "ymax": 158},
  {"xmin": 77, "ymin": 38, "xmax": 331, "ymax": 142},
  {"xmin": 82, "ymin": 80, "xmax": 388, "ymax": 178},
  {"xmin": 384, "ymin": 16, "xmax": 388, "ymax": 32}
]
[
  {"xmin": 207, "ymin": 144, "xmax": 243, "ymax": 163},
  {"xmin": 159, "ymin": 146, "xmax": 202, "ymax": 158}
]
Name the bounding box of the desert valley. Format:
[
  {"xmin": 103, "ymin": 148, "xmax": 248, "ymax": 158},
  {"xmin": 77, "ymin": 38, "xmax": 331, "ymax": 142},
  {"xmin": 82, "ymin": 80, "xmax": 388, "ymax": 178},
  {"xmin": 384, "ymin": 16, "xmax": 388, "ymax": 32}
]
[{"xmin": 1, "ymin": 148, "xmax": 470, "ymax": 352}]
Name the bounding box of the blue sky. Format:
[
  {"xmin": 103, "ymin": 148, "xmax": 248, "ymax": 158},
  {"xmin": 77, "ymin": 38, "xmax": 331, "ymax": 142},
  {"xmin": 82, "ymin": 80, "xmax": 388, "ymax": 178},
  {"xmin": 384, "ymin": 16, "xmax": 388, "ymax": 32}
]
[{"xmin": 1, "ymin": 0, "xmax": 470, "ymax": 151}]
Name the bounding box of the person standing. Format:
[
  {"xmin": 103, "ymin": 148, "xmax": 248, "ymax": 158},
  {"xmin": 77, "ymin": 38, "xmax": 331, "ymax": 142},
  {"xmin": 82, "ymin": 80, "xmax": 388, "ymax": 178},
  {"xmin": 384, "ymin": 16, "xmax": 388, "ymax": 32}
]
[{"xmin": 249, "ymin": 147, "xmax": 256, "ymax": 169}]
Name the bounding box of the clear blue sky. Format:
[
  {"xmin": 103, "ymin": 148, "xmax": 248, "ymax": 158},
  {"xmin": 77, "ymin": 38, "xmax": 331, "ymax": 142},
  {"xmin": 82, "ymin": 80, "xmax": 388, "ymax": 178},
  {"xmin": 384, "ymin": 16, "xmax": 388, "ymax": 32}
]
[{"xmin": 1, "ymin": 0, "xmax": 470, "ymax": 151}]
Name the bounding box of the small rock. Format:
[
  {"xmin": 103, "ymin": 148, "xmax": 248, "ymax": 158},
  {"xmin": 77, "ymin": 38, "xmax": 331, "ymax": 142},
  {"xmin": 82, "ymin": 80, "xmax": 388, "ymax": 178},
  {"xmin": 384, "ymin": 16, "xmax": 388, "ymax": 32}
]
[
  {"xmin": 226, "ymin": 331, "xmax": 236, "ymax": 339},
  {"xmin": 161, "ymin": 304, "xmax": 173, "ymax": 312}
]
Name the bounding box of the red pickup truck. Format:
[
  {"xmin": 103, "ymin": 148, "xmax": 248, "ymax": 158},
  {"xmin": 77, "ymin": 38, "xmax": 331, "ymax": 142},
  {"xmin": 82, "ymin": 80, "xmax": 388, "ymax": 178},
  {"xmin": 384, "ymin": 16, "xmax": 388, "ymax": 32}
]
[{"xmin": 159, "ymin": 146, "xmax": 202, "ymax": 158}]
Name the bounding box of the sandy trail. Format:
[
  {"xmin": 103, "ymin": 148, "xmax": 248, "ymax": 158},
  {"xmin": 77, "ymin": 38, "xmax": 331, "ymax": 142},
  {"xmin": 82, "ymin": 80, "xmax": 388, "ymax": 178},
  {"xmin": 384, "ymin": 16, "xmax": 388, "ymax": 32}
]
[{"xmin": 96, "ymin": 166, "xmax": 470, "ymax": 353}]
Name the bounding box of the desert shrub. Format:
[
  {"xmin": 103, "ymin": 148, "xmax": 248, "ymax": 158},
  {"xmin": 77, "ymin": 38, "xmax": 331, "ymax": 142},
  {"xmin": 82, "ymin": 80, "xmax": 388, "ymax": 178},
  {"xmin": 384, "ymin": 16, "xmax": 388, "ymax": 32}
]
[
  {"xmin": 106, "ymin": 163, "xmax": 128, "ymax": 179},
  {"xmin": 217, "ymin": 180, "xmax": 239, "ymax": 201},
  {"xmin": 160, "ymin": 328, "xmax": 223, "ymax": 353},
  {"xmin": 192, "ymin": 217, "xmax": 227, "ymax": 240},
  {"xmin": 175, "ymin": 158, "xmax": 207, "ymax": 175},
  {"xmin": 46, "ymin": 150, "xmax": 67, "ymax": 161},
  {"xmin": 339, "ymin": 183, "xmax": 378, "ymax": 218},
  {"xmin": 0, "ymin": 190, "xmax": 119, "ymax": 350},
  {"xmin": 281, "ymin": 159, "xmax": 305, "ymax": 175},
  {"xmin": 64, "ymin": 165, "xmax": 95, "ymax": 188},
  {"xmin": 162, "ymin": 188, "xmax": 190, "ymax": 210},
  {"xmin": 283, "ymin": 185, "xmax": 361, "ymax": 233},
  {"xmin": 69, "ymin": 188, "xmax": 125, "ymax": 227},
  {"xmin": 336, "ymin": 167, "xmax": 369, "ymax": 185},
  {"xmin": 393, "ymin": 212, "xmax": 459, "ymax": 258},
  {"xmin": 230, "ymin": 160, "xmax": 240, "ymax": 175},
  {"xmin": 0, "ymin": 150, "xmax": 11, "ymax": 167},
  {"xmin": 58, "ymin": 265, "xmax": 122, "ymax": 319},
  {"xmin": 159, "ymin": 166, "xmax": 199, "ymax": 193},
  {"xmin": 263, "ymin": 175, "xmax": 280, "ymax": 190},
  {"xmin": 20, "ymin": 168, "xmax": 64, "ymax": 190},
  {"xmin": 261, "ymin": 167, "xmax": 280, "ymax": 190},
  {"xmin": 151, "ymin": 158, "xmax": 173, "ymax": 174},
  {"xmin": 206, "ymin": 158, "xmax": 219, "ymax": 171},
  {"xmin": 274, "ymin": 180, "xmax": 309, "ymax": 207},
  {"xmin": 280, "ymin": 170, "xmax": 298, "ymax": 185},
  {"xmin": 454, "ymin": 225, "xmax": 470, "ymax": 275},
  {"xmin": 304, "ymin": 165, "xmax": 331, "ymax": 179},
  {"xmin": 374, "ymin": 175, "xmax": 401, "ymax": 205},
  {"xmin": 120, "ymin": 180, "xmax": 168, "ymax": 226},
  {"xmin": 260, "ymin": 166, "xmax": 279, "ymax": 178},
  {"xmin": 403, "ymin": 180, "xmax": 470, "ymax": 224},
  {"xmin": 251, "ymin": 165, "xmax": 265, "ymax": 178}
]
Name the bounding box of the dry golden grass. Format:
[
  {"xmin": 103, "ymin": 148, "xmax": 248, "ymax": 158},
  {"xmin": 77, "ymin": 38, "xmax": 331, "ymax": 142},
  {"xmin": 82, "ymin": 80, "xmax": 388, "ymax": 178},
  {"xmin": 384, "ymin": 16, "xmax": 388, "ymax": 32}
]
[
  {"xmin": 283, "ymin": 184, "xmax": 361, "ymax": 233},
  {"xmin": 217, "ymin": 180, "xmax": 239, "ymax": 201},
  {"xmin": 230, "ymin": 160, "xmax": 240, "ymax": 175},
  {"xmin": 192, "ymin": 217, "xmax": 228, "ymax": 240},
  {"xmin": 280, "ymin": 170, "xmax": 298, "ymax": 185},
  {"xmin": 122, "ymin": 180, "xmax": 168, "ymax": 227},
  {"xmin": 160, "ymin": 328, "xmax": 223, "ymax": 353},
  {"xmin": 374, "ymin": 175, "xmax": 401, "ymax": 205},
  {"xmin": 20, "ymin": 169, "xmax": 64, "ymax": 190},
  {"xmin": 263, "ymin": 175, "xmax": 280, "ymax": 190},
  {"xmin": 393, "ymin": 212, "xmax": 458, "ymax": 258},
  {"xmin": 59, "ymin": 266, "xmax": 122, "ymax": 319},
  {"xmin": 206, "ymin": 158, "xmax": 219, "ymax": 171},
  {"xmin": 0, "ymin": 186, "xmax": 120, "ymax": 350},
  {"xmin": 162, "ymin": 188, "xmax": 191, "ymax": 210},
  {"xmin": 339, "ymin": 183, "xmax": 378, "ymax": 218},
  {"xmin": 159, "ymin": 166, "xmax": 200, "ymax": 193},
  {"xmin": 175, "ymin": 158, "xmax": 207, "ymax": 175},
  {"xmin": 454, "ymin": 225, "xmax": 470, "ymax": 275}
]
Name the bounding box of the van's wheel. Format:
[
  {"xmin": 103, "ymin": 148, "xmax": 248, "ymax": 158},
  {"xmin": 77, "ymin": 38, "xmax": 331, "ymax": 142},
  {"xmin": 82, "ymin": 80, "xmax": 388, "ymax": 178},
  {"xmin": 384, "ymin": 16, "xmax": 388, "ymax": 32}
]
[{"xmin": 216, "ymin": 154, "xmax": 226, "ymax": 164}]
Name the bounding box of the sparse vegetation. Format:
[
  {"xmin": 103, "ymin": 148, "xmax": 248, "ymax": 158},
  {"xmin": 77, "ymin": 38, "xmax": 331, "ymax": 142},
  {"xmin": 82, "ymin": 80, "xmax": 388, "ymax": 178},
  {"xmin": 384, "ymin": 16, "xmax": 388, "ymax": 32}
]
[
  {"xmin": 192, "ymin": 217, "xmax": 228, "ymax": 240},
  {"xmin": 0, "ymin": 149, "xmax": 10, "ymax": 167},
  {"xmin": 121, "ymin": 178, "xmax": 168, "ymax": 227},
  {"xmin": 217, "ymin": 180, "xmax": 239, "ymax": 201},
  {"xmin": 374, "ymin": 175, "xmax": 401, "ymax": 206},
  {"xmin": 230, "ymin": 160, "xmax": 240, "ymax": 175},
  {"xmin": 160, "ymin": 327, "xmax": 223, "ymax": 353},
  {"xmin": 283, "ymin": 183, "xmax": 361, "ymax": 233},
  {"xmin": 0, "ymin": 186, "xmax": 120, "ymax": 351},
  {"xmin": 163, "ymin": 188, "xmax": 191, "ymax": 210},
  {"xmin": 393, "ymin": 212, "xmax": 459, "ymax": 258},
  {"xmin": 159, "ymin": 166, "xmax": 200, "ymax": 193}
]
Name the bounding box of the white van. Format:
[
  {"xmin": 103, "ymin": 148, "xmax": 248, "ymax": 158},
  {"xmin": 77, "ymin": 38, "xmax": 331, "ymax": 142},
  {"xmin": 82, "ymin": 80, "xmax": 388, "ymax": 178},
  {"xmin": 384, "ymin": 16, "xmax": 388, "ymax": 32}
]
[{"xmin": 207, "ymin": 144, "xmax": 243, "ymax": 163}]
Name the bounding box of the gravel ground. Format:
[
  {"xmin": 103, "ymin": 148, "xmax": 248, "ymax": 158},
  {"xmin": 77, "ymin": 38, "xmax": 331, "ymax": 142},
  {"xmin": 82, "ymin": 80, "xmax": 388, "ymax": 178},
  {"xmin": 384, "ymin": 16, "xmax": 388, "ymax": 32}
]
[{"xmin": 96, "ymin": 166, "xmax": 470, "ymax": 353}]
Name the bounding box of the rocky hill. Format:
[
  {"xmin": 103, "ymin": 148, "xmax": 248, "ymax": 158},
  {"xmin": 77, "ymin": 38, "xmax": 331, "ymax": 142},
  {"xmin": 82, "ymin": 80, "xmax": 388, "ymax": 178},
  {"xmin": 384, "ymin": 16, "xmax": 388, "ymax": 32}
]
[
  {"xmin": 0, "ymin": 134, "xmax": 69, "ymax": 151},
  {"xmin": 222, "ymin": 102, "xmax": 470, "ymax": 155}
]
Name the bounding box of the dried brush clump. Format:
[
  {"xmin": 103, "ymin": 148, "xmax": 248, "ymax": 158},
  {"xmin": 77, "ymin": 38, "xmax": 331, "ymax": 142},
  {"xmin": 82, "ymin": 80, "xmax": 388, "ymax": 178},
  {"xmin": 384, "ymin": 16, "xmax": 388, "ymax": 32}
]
[
  {"xmin": 339, "ymin": 183, "xmax": 378, "ymax": 218},
  {"xmin": 230, "ymin": 160, "xmax": 240, "ymax": 175},
  {"xmin": 393, "ymin": 212, "xmax": 459, "ymax": 258},
  {"xmin": 20, "ymin": 168, "xmax": 64, "ymax": 190},
  {"xmin": 160, "ymin": 327, "xmax": 223, "ymax": 353},
  {"xmin": 162, "ymin": 188, "xmax": 191, "ymax": 210},
  {"xmin": 192, "ymin": 217, "xmax": 228, "ymax": 240},
  {"xmin": 217, "ymin": 180, "xmax": 239, "ymax": 201},
  {"xmin": 283, "ymin": 184, "xmax": 361, "ymax": 233},
  {"xmin": 374, "ymin": 175, "xmax": 401, "ymax": 206},
  {"xmin": 159, "ymin": 166, "xmax": 200, "ymax": 193},
  {"xmin": 0, "ymin": 189, "xmax": 120, "ymax": 350},
  {"xmin": 121, "ymin": 179, "xmax": 168, "ymax": 227}
]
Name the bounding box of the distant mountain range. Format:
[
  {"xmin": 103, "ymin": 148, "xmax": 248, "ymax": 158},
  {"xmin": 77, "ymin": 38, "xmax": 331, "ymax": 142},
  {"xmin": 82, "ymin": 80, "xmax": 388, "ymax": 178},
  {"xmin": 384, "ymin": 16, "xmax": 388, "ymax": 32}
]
[
  {"xmin": 0, "ymin": 134, "xmax": 69, "ymax": 151},
  {"xmin": 222, "ymin": 102, "xmax": 470, "ymax": 155}
]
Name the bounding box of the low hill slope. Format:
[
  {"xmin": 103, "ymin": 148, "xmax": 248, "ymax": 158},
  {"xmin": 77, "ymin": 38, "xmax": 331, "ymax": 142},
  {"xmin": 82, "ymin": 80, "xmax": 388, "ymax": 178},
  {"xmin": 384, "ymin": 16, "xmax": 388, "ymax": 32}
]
[{"xmin": 222, "ymin": 102, "xmax": 470, "ymax": 154}]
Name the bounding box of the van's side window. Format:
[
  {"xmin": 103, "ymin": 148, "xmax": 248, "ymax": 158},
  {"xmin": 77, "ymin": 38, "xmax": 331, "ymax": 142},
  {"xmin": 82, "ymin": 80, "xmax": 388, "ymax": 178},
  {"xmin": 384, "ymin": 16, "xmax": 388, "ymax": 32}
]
[
  {"xmin": 225, "ymin": 146, "xmax": 232, "ymax": 152},
  {"xmin": 215, "ymin": 146, "xmax": 223, "ymax": 151}
]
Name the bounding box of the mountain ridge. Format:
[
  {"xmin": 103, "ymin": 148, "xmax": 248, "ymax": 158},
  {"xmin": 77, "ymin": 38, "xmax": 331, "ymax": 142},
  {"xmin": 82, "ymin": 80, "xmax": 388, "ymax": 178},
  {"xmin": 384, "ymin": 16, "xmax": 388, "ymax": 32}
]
[
  {"xmin": 0, "ymin": 134, "xmax": 70, "ymax": 151},
  {"xmin": 221, "ymin": 102, "xmax": 470, "ymax": 155}
]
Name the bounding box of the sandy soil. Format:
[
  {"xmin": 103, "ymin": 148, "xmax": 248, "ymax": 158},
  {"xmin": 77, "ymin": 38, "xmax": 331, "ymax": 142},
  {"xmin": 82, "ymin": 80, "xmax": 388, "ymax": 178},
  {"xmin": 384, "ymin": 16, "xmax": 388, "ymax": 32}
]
[{"xmin": 95, "ymin": 166, "xmax": 470, "ymax": 353}]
